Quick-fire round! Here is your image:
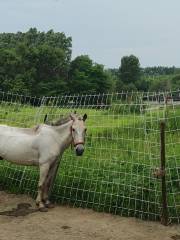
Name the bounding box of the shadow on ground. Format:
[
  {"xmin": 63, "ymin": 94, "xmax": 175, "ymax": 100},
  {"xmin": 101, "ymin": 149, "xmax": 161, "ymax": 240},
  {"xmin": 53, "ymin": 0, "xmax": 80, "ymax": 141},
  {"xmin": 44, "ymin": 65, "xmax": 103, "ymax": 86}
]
[{"xmin": 0, "ymin": 203, "xmax": 38, "ymax": 217}]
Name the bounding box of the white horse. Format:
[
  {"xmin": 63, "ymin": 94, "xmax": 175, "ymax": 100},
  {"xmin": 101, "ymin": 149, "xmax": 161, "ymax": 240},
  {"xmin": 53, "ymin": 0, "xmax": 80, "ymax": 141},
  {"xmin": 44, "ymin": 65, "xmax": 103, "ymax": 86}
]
[{"xmin": 0, "ymin": 113, "xmax": 87, "ymax": 211}]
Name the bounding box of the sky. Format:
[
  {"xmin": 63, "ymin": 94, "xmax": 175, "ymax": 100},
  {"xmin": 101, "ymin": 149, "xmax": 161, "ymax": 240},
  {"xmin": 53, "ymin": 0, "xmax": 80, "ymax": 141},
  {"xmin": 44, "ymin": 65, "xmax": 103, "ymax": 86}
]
[{"xmin": 0, "ymin": 0, "xmax": 180, "ymax": 68}]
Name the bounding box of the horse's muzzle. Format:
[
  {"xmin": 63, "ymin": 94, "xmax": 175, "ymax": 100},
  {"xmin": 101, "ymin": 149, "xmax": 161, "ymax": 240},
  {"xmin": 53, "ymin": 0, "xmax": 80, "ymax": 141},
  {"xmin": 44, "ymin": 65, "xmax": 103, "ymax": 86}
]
[{"xmin": 75, "ymin": 144, "xmax": 84, "ymax": 156}]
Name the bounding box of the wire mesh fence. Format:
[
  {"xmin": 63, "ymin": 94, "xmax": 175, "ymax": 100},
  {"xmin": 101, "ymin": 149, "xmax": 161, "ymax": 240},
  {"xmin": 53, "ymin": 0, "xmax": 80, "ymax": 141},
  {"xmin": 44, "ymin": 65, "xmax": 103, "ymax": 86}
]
[{"xmin": 0, "ymin": 90, "xmax": 179, "ymax": 223}]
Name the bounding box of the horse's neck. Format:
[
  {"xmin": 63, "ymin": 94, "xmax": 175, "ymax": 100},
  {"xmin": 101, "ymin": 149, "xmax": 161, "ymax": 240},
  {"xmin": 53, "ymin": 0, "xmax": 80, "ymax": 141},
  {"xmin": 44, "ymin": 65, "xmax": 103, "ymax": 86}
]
[{"xmin": 55, "ymin": 120, "xmax": 73, "ymax": 148}]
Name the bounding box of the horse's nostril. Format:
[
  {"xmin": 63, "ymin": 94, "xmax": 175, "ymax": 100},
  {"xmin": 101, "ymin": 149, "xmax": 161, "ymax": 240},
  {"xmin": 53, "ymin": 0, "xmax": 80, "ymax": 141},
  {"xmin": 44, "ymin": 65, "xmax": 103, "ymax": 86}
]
[{"xmin": 76, "ymin": 147, "xmax": 84, "ymax": 156}]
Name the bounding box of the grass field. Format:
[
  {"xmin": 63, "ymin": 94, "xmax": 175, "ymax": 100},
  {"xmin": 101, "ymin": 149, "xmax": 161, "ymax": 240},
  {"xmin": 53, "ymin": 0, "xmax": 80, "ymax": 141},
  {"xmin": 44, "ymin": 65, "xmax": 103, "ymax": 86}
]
[{"xmin": 0, "ymin": 98, "xmax": 179, "ymax": 223}]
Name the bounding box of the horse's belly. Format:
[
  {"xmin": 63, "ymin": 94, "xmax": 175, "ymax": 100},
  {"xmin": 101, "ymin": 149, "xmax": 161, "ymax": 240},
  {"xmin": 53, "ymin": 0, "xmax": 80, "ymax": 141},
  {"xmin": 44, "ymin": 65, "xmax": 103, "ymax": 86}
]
[
  {"xmin": 3, "ymin": 150, "xmax": 39, "ymax": 166},
  {"xmin": 0, "ymin": 135, "xmax": 39, "ymax": 166}
]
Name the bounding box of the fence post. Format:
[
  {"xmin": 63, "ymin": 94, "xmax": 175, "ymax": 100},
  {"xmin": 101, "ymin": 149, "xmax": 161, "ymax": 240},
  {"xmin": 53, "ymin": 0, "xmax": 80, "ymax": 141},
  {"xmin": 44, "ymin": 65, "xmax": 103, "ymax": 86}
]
[{"xmin": 160, "ymin": 120, "xmax": 169, "ymax": 225}]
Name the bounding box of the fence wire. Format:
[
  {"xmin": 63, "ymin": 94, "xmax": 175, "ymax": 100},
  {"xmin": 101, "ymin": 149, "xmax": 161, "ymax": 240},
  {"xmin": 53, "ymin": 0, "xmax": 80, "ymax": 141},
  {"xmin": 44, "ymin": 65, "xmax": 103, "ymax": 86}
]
[{"xmin": 0, "ymin": 90, "xmax": 179, "ymax": 223}]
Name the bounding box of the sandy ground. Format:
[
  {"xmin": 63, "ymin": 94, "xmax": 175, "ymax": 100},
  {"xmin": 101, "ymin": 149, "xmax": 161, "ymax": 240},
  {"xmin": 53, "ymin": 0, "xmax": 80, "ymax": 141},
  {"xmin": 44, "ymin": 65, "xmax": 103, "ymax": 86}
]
[{"xmin": 0, "ymin": 191, "xmax": 179, "ymax": 240}]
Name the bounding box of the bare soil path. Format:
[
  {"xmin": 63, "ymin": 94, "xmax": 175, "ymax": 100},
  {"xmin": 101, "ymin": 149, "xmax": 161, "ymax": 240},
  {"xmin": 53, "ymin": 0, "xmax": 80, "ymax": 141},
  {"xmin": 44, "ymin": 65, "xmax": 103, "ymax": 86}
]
[{"xmin": 0, "ymin": 191, "xmax": 179, "ymax": 240}]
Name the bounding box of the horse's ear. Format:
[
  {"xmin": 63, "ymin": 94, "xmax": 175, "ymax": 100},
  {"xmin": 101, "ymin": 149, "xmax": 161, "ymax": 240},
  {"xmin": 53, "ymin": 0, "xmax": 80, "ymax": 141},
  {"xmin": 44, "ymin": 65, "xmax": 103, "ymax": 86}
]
[
  {"xmin": 83, "ymin": 113, "xmax": 87, "ymax": 122},
  {"xmin": 70, "ymin": 113, "xmax": 75, "ymax": 121}
]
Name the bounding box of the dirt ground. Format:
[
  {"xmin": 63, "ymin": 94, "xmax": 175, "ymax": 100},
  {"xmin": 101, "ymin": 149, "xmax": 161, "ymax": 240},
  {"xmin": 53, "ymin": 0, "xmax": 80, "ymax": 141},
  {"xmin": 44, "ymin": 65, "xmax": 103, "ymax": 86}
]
[{"xmin": 0, "ymin": 191, "xmax": 179, "ymax": 240}]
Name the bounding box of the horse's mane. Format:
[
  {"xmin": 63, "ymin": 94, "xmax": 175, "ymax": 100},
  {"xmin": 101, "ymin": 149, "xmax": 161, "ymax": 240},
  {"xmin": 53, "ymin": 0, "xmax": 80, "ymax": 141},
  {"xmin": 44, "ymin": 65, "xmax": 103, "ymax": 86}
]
[
  {"xmin": 44, "ymin": 112, "xmax": 83, "ymax": 126},
  {"xmin": 45, "ymin": 114, "xmax": 72, "ymax": 126}
]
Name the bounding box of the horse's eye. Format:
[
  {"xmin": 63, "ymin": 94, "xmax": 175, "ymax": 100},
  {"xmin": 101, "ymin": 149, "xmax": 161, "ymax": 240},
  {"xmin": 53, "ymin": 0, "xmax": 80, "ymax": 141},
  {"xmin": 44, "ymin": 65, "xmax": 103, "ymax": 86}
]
[{"xmin": 72, "ymin": 128, "xmax": 75, "ymax": 132}]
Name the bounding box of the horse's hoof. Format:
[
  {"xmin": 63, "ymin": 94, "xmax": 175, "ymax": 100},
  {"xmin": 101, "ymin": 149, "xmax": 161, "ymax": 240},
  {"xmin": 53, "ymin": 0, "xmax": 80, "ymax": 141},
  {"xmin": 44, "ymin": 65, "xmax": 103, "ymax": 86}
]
[
  {"xmin": 46, "ymin": 203, "xmax": 55, "ymax": 208},
  {"xmin": 44, "ymin": 200, "xmax": 55, "ymax": 208},
  {"xmin": 39, "ymin": 207, "xmax": 48, "ymax": 212}
]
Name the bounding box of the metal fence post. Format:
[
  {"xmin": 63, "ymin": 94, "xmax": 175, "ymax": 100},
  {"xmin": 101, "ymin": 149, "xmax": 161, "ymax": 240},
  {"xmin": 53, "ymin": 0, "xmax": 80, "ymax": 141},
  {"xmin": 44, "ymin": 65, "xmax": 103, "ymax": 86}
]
[{"xmin": 160, "ymin": 120, "xmax": 169, "ymax": 225}]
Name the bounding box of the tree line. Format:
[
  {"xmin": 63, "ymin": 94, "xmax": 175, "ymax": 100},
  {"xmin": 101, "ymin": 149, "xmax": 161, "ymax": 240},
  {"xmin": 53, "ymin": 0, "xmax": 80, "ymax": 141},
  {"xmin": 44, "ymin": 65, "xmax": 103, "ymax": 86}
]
[{"xmin": 0, "ymin": 28, "xmax": 179, "ymax": 96}]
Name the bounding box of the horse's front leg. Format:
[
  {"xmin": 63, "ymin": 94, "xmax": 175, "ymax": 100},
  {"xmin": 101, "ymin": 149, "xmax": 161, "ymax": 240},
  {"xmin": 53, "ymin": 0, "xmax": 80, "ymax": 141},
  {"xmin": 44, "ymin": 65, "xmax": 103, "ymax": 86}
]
[
  {"xmin": 43, "ymin": 159, "xmax": 60, "ymax": 208},
  {"xmin": 36, "ymin": 162, "xmax": 51, "ymax": 211}
]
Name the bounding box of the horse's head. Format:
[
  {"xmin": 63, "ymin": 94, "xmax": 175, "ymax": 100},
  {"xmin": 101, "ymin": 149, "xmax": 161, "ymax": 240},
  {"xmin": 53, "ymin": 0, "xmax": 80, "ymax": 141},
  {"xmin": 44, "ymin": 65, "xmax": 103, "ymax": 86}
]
[{"xmin": 70, "ymin": 113, "xmax": 87, "ymax": 156}]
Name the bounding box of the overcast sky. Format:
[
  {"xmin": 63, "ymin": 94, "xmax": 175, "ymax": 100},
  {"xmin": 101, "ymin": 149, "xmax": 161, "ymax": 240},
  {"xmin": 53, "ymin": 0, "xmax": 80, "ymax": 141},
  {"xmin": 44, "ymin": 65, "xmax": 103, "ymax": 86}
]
[{"xmin": 0, "ymin": 0, "xmax": 180, "ymax": 68}]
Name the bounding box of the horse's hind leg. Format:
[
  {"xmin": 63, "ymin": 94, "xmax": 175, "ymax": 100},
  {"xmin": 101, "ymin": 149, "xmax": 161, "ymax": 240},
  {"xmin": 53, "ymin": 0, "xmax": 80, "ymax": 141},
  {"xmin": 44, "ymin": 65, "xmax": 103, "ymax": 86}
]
[{"xmin": 36, "ymin": 162, "xmax": 50, "ymax": 211}]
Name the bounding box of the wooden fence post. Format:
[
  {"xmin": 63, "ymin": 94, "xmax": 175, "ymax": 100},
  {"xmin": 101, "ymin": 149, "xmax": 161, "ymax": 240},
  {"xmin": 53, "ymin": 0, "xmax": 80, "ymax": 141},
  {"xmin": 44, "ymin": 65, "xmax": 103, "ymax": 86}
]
[{"xmin": 160, "ymin": 120, "xmax": 169, "ymax": 225}]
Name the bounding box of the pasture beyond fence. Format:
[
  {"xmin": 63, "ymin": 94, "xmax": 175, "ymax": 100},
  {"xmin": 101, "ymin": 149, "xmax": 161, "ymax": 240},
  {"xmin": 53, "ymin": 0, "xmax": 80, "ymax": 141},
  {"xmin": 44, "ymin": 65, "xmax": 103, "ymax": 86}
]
[{"xmin": 0, "ymin": 90, "xmax": 179, "ymax": 224}]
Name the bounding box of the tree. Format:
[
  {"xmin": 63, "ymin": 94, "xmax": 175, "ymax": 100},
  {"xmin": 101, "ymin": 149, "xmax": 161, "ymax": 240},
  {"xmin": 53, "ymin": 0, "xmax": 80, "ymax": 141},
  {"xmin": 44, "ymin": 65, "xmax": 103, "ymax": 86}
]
[
  {"xmin": 149, "ymin": 78, "xmax": 170, "ymax": 91},
  {"xmin": 0, "ymin": 28, "xmax": 72, "ymax": 96},
  {"xmin": 90, "ymin": 64, "xmax": 114, "ymax": 93},
  {"xmin": 171, "ymin": 75, "xmax": 180, "ymax": 90},
  {"xmin": 119, "ymin": 55, "xmax": 141, "ymax": 86},
  {"xmin": 68, "ymin": 55, "xmax": 114, "ymax": 93},
  {"xmin": 68, "ymin": 55, "xmax": 93, "ymax": 93},
  {"xmin": 135, "ymin": 77, "xmax": 150, "ymax": 91},
  {"xmin": 34, "ymin": 44, "xmax": 68, "ymax": 96}
]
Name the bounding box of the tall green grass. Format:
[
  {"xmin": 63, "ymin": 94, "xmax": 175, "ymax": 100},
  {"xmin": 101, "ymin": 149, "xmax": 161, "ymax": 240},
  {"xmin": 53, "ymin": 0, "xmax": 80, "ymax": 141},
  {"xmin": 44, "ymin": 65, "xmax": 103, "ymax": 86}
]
[{"xmin": 0, "ymin": 102, "xmax": 179, "ymax": 222}]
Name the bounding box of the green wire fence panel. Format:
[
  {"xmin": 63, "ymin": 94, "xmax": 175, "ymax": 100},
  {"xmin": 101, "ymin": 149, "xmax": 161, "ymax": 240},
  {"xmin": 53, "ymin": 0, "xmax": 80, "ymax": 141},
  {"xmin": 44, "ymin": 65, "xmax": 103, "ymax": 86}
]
[{"xmin": 0, "ymin": 90, "xmax": 179, "ymax": 223}]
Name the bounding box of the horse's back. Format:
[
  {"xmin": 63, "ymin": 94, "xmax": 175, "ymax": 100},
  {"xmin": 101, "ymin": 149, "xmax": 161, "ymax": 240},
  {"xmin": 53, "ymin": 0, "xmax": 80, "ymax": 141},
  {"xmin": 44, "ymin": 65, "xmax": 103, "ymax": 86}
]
[{"xmin": 0, "ymin": 124, "xmax": 41, "ymax": 136}]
